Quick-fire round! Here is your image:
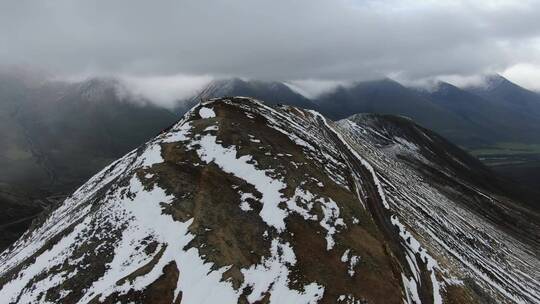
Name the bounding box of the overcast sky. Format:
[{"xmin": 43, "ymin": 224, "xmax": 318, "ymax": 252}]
[{"xmin": 2, "ymin": 0, "xmax": 540, "ymax": 93}]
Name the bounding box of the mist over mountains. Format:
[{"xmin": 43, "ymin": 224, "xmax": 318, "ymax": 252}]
[
  {"xmin": 183, "ymin": 75, "xmax": 540, "ymax": 148},
  {"xmin": 3, "ymin": 69, "xmax": 540, "ymax": 192}
]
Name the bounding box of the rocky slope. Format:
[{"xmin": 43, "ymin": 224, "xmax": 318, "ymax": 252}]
[{"xmin": 0, "ymin": 97, "xmax": 537, "ymax": 303}]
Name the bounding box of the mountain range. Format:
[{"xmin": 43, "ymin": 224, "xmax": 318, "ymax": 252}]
[
  {"xmin": 175, "ymin": 75, "xmax": 540, "ymax": 148},
  {"xmin": 0, "ymin": 97, "xmax": 537, "ymax": 303},
  {"xmin": 3, "ymin": 72, "xmax": 539, "ymax": 196},
  {"xmin": 182, "ymin": 76, "xmax": 540, "ymax": 202},
  {"xmin": 1, "ymin": 71, "xmax": 539, "ymax": 252}
]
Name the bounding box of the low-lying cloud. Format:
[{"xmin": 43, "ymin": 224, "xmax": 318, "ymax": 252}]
[{"xmin": 116, "ymin": 74, "xmax": 214, "ymax": 108}]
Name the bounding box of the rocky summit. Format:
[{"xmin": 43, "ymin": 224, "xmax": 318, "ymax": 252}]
[{"xmin": 0, "ymin": 97, "xmax": 538, "ymax": 304}]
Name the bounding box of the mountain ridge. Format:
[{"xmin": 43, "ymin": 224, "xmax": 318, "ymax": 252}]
[{"xmin": 1, "ymin": 97, "xmax": 537, "ymax": 304}]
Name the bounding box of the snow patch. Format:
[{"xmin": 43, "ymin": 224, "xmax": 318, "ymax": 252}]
[
  {"xmin": 199, "ymin": 106, "xmax": 216, "ymax": 118},
  {"xmin": 341, "ymin": 249, "xmax": 360, "ymax": 276},
  {"xmin": 319, "ymin": 198, "xmax": 345, "ymax": 250},
  {"xmin": 239, "ymin": 192, "xmax": 256, "ymax": 211},
  {"xmin": 241, "ymin": 239, "xmax": 324, "ymax": 303},
  {"xmin": 195, "ymin": 134, "xmax": 289, "ymax": 232},
  {"xmin": 79, "ymin": 176, "xmax": 238, "ymax": 303}
]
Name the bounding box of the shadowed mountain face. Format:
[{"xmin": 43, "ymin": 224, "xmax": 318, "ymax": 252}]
[
  {"xmin": 0, "ymin": 75, "xmax": 178, "ymax": 194},
  {"xmin": 427, "ymin": 79, "xmax": 540, "ymax": 145},
  {"xmin": 419, "ymin": 82, "xmax": 515, "ymax": 142},
  {"xmin": 314, "ymin": 79, "xmax": 489, "ymax": 147},
  {"xmin": 0, "ymin": 98, "xmax": 537, "ymax": 303},
  {"xmin": 315, "ymin": 77, "xmax": 540, "ymax": 148},
  {"xmin": 466, "ymin": 75, "xmax": 540, "ymax": 120},
  {"xmin": 0, "ymin": 74, "xmax": 178, "ymax": 249},
  {"xmin": 315, "ymin": 79, "xmax": 453, "ymax": 122}
]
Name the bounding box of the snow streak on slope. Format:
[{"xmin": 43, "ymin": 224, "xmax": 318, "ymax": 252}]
[
  {"xmin": 229, "ymin": 98, "xmax": 351, "ymax": 190},
  {"xmin": 336, "ymin": 118, "xmax": 540, "ymax": 304},
  {"xmin": 311, "ymin": 110, "xmax": 443, "ymax": 304}
]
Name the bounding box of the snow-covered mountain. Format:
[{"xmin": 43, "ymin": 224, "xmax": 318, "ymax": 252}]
[{"xmin": 0, "ymin": 97, "xmax": 537, "ymax": 303}]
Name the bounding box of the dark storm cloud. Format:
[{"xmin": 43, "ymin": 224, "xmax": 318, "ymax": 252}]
[{"xmin": 1, "ymin": 0, "xmax": 540, "ymax": 86}]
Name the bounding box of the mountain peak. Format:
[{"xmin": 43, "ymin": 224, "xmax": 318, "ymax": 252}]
[
  {"xmin": 75, "ymin": 77, "xmax": 121, "ymax": 102},
  {"xmin": 356, "ymin": 77, "xmax": 404, "ymax": 88},
  {"xmin": 186, "ymin": 79, "xmax": 316, "ymax": 110},
  {"xmin": 482, "ymin": 74, "xmax": 511, "ymax": 90}
]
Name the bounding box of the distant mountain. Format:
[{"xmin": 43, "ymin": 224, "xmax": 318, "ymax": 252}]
[
  {"xmin": 176, "ymin": 76, "xmax": 540, "ymax": 150},
  {"xmin": 314, "ymin": 77, "xmax": 540, "ymax": 148},
  {"xmin": 313, "ymin": 79, "xmax": 494, "ymax": 146},
  {"xmin": 0, "ymin": 73, "xmax": 180, "ymax": 252},
  {"xmin": 463, "ymin": 75, "xmax": 540, "ymax": 142},
  {"xmin": 467, "ymin": 74, "xmax": 540, "ymax": 117},
  {"xmin": 1, "ymin": 97, "xmax": 537, "ymax": 303},
  {"xmin": 0, "ymin": 75, "xmax": 51, "ymax": 191},
  {"xmin": 418, "ymin": 81, "xmax": 540, "ymax": 144},
  {"xmin": 315, "ymin": 79, "xmax": 438, "ymax": 121},
  {"xmin": 0, "ymin": 74, "xmax": 178, "ymax": 194},
  {"xmin": 178, "ymin": 78, "xmax": 317, "ymax": 113}
]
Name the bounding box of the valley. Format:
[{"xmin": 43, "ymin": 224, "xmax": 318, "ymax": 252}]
[{"xmin": 468, "ymin": 143, "xmax": 540, "ymax": 207}]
